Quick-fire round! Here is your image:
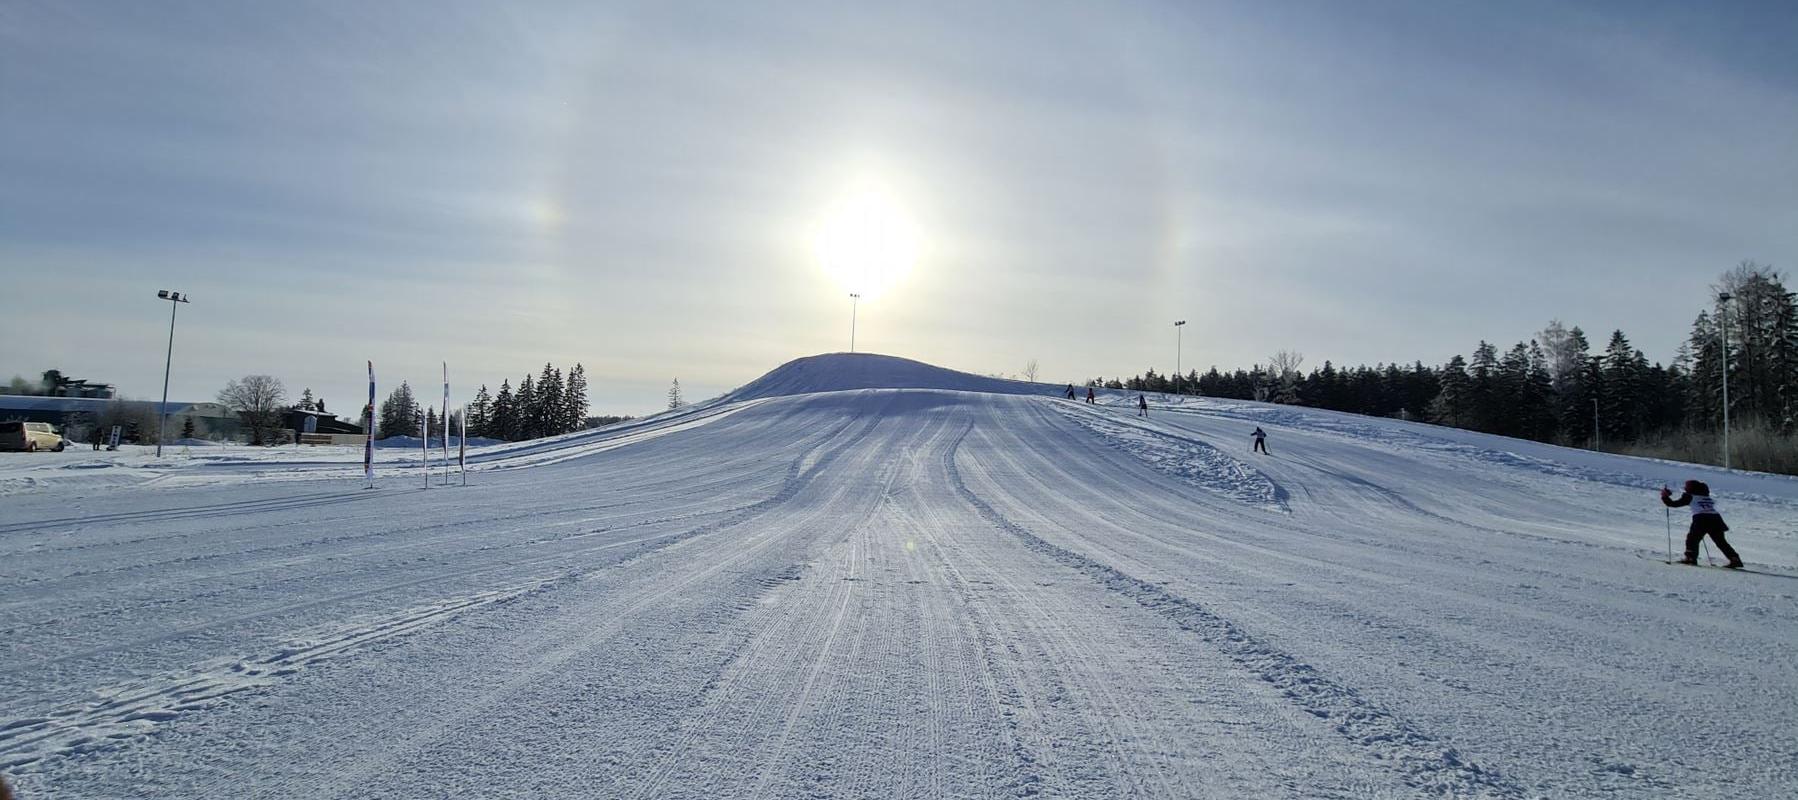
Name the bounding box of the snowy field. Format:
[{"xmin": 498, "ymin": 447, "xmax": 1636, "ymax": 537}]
[{"xmin": 3, "ymin": 353, "xmax": 1795, "ymax": 798}]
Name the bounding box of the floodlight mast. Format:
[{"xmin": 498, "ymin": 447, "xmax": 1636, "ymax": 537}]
[
  {"xmin": 849, "ymin": 293, "xmax": 861, "ymax": 353},
  {"xmin": 155, "ymin": 290, "xmax": 190, "ymax": 457},
  {"xmin": 1174, "ymin": 320, "xmax": 1187, "ymax": 395}
]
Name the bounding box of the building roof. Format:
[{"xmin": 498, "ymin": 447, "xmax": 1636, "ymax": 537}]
[{"xmin": 0, "ymin": 395, "xmax": 225, "ymax": 416}]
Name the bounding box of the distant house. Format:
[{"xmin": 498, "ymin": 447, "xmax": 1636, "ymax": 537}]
[
  {"xmin": 285, "ymin": 408, "xmax": 364, "ymax": 445},
  {"xmin": 54, "ymin": 380, "xmax": 117, "ymax": 399}
]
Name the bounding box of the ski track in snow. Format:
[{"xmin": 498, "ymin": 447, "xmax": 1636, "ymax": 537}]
[
  {"xmin": 0, "ymin": 579, "xmax": 555, "ymax": 770},
  {"xmin": 2, "ymin": 355, "xmax": 1796, "ymax": 799},
  {"xmin": 945, "ymin": 424, "xmax": 1521, "ymax": 798},
  {"xmin": 1047, "ymin": 401, "xmax": 1289, "ymax": 512}
]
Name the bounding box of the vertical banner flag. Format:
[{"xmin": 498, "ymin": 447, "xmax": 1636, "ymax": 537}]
[
  {"xmin": 442, "ymin": 362, "xmax": 450, "ymax": 485},
  {"xmin": 459, "ymin": 404, "xmax": 468, "ymax": 486},
  {"xmin": 363, "ymin": 361, "xmax": 376, "ymax": 486},
  {"xmin": 421, "ymin": 409, "xmax": 429, "ymax": 489}
]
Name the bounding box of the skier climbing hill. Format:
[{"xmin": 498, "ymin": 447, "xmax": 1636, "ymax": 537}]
[{"xmin": 1661, "ymin": 480, "xmax": 1743, "ymax": 568}]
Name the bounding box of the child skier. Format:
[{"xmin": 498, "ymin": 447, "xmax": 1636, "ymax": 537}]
[
  {"xmin": 1085, "ymin": 386, "xmax": 1096, "ymax": 404},
  {"xmin": 1251, "ymin": 427, "xmax": 1269, "ymax": 454},
  {"xmin": 1137, "ymin": 395, "xmax": 1148, "ymax": 417},
  {"xmin": 1660, "ymin": 480, "xmax": 1743, "ymax": 568}
]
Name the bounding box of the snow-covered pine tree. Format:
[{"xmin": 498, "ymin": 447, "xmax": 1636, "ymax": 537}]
[
  {"xmin": 297, "ymin": 388, "xmax": 316, "ymax": 412},
  {"xmin": 667, "ymin": 378, "xmax": 684, "ymax": 410}
]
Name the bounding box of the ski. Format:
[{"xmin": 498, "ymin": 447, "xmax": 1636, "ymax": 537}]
[{"xmin": 1634, "ymin": 553, "xmax": 1774, "ymax": 575}]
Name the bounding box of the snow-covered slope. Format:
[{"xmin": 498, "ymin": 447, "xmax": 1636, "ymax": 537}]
[
  {"xmin": 2, "ymin": 354, "xmax": 1794, "ymax": 798},
  {"xmin": 729, "ymin": 352, "xmax": 1055, "ymax": 400}
]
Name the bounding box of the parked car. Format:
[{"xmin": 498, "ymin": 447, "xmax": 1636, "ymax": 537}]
[{"xmin": 0, "ymin": 421, "xmax": 66, "ymax": 452}]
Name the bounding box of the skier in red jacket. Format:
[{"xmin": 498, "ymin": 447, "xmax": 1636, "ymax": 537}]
[{"xmin": 1661, "ymin": 480, "xmax": 1743, "ymax": 568}]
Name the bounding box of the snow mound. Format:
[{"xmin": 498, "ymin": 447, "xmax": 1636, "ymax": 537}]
[{"xmin": 731, "ymin": 352, "xmax": 1057, "ymax": 401}]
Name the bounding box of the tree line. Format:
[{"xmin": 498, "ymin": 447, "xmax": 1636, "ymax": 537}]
[
  {"xmin": 378, "ymin": 363, "xmax": 594, "ymax": 442},
  {"xmin": 1093, "ymin": 263, "xmax": 1798, "ymax": 472}
]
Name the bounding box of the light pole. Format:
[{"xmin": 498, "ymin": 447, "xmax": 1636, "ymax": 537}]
[
  {"xmin": 1718, "ymin": 291, "xmax": 1732, "ymax": 469},
  {"xmin": 848, "ymin": 292, "xmax": 860, "ymax": 353},
  {"xmin": 155, "ymin": 290, "xmax": 191, "ymax": 457},
  {"xmin": 1173, "ymin": 320, "xmax": 1186, "ymax": 395}
]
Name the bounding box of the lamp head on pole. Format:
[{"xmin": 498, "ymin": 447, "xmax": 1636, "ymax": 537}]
[
  {"xmin": 157, "ymin": 289, "xmax": 190, "ymax": 303},
  {"xmin": 1174, "ymin": 320, "xmax": 1186, "ymax": 327},
  {"xmin": 1718, "ymin": 292, "xmax": 1732, "ymax": 303}
]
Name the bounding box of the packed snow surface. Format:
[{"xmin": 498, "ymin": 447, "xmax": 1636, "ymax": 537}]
[{"xmin": 2, "ymin": 353, "xmax": 1794, "ymax": 798}]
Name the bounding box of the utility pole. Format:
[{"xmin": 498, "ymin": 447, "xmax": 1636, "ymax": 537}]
[
  {"xmin": 1173, "ymin": 320, "xmax": 1186, "ymax": 395},
  {"xmin": 154, "ymin": 290, "xmax": 191, "ymax": 457},
  {"xmin": 1719, "ymin": 291, "xmax": 1732, "ymax": 469},
  {"xmin": 848, "ymin": 292, "xmax": 860, "ymax": 353}
]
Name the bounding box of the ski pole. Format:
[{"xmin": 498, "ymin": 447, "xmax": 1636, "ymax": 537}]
[
  {"xmin": 1664, "ymin": 505, "xmax": 1673, "ymax": 563},
  {"xmin": 1701, "ymin": 539, "xmax": 1715, "ymax": 566}
]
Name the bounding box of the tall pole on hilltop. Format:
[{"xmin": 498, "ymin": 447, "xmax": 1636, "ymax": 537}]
[
  {"xmin": 154, "ymin": 290, "xmax": 191, "ymax": 457},
  {"xmin": 1173, "ymin": 320, "xmax": 1186, "ymax": 395},
  {"xmin": 849, "ymin": 292, "xmax": 860, "ymax": 353},
  {"xmin": 1592, "ymin": 397, "xmax": 1600, "ymax": 451},
  {"xmin": 1719, "ymin": 291, "xmax": 1732, "ymax": 470}
]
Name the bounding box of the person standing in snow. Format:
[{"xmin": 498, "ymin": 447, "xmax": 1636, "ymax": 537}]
[
  {"xmin": 1661, "ymin": 480, "xmax": 1743, "ymax": 568},
  {"xmin": 1251, "ymin": 426, "xmax": 1269, "ymax": 454},
  {"xmin": 1085, "ymin": 386, "xmax": 1096, "ymax": 404},
  {"xmin": 1065, "ymin": 384, "xmax": 1077, "ymax": 400},
  {"xmin": 1137, "ymin": 395, "xmax": 1148, "ymax": 417}
]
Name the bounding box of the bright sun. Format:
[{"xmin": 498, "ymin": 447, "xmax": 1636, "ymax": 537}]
[{"xmin": 813, "ymin": 181, "xmax": 920, "ymax": 299}]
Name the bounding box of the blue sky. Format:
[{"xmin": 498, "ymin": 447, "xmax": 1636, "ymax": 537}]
[{"xmin": 3, "ymin": 1, "xmax": 1795, "ymax": 415}]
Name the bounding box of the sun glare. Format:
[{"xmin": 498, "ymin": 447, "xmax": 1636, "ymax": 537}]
[{"xmin": 813, "ymin": 181, "xmax": 920, "ymax": 299}]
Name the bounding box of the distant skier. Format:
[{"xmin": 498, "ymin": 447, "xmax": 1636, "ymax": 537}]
[
  {"xmin": 1065, "ymin": 384, "xmax": 1076, "ymax": 400},
  {"xmin": 1661, "ymin": 480, "xmax": 1743, "ymax": 568},
  {"xmin": 1251, "ymin": 426, "xmax": 1269, "ymax": 454},
  {"xmin": 1085, "ymin": 386, "xmax": 1096, "ymax": 404},
  {"xmin": 1137, "ymin": 395, "xmax": 1148, "ymax": 417}
]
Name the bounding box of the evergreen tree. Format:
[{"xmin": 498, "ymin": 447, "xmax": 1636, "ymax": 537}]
[
  {"xmin": 535, "ymin": 363, "xmax": 564, "ymax": 436},
  {"xmin": 516, "ymin": 375, "xmax": 537, "ymax": 440},
  {"xmin": 1599, "ymin": 330, "xmax": 1642, "ymax": 441},
  {"xmin": 297, "ymin": 388, "xmax": 316, "ymax": 412},
  {"xmin": 1772, "ymin": 279, "xmax": 1798, "ymax": 430},
  {"xmin": 1467, "ymin": 341, "xmax": 1500, "ymax": 432},
  {"xmin": 378, "ymin": 382, "xmax": 419, "ymax": 439},
  {"xmin": 564, "ymin": 364, "xmax": 589, "ymax": 431},
  {"xmin": 426, "ymin": 407, "xmax": 439, "ymax": 441},
  {"xmin": 491, "ymin": 380, "xmax": 517, "ymax": 442},
  {"xmin": 667, "ymin": 378, "xmax": 685, "ymax": 410},
  {"xmin": 1430, "ymin": 355, "xmax": 1471, "ymax": 427},
  {"xmin": 467, "ymin": 384, "xmax": 492, "ymax": 439},
  {"xmin": 1554, "ymin": 327, "xmax": 1594, "ymax": 444},
  {"xmin": 1523, "ymin": 341, "xmax": 1556, "ymax": 441},
  {"xmin": 181, "ymin": 416, "xmax": 196, "ymax": 440}
]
